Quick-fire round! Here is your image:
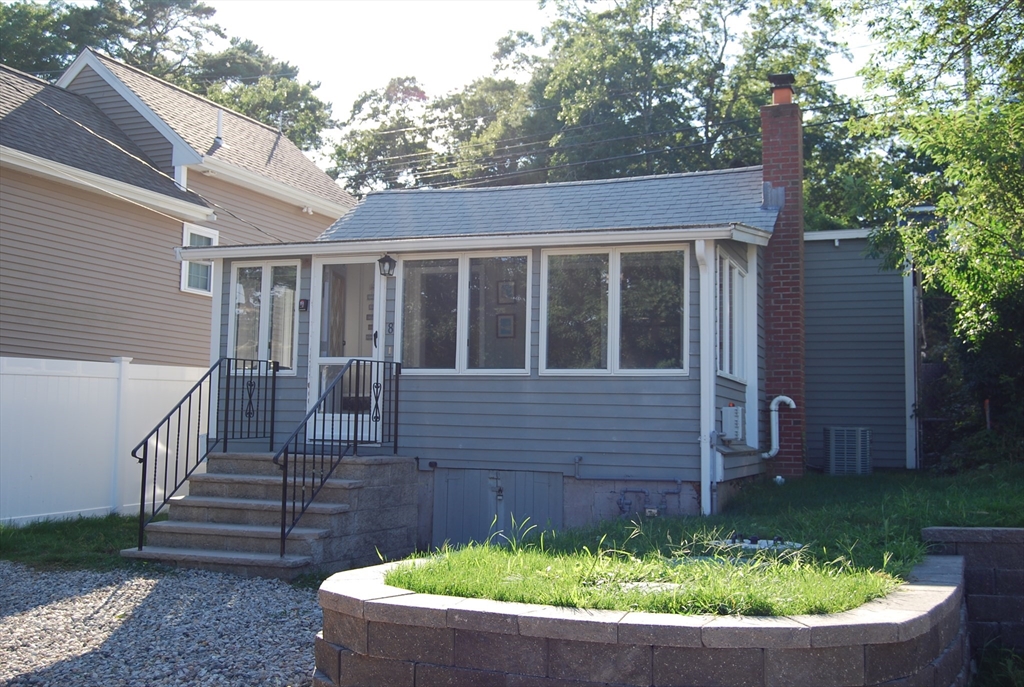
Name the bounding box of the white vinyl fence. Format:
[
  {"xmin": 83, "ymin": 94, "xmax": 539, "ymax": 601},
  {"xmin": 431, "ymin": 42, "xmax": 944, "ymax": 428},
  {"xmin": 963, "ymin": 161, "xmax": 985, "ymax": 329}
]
[{"xmin": 0, "ymin": 356, "xmax": 206, "ymax": 525}]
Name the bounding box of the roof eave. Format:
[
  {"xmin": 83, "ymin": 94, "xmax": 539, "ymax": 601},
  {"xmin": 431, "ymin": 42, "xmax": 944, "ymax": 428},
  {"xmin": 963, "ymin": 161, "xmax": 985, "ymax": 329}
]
[
  {"xmin": 1, "ymin": 145, "xmax": 213, "ymax": 222},
  {"xmin": 192, "ymin": 156, "xmax": 352, "ymax": 220},
  {"xmin": 179, "ymin": 223, "xmax": 771, "ymax": 261}
]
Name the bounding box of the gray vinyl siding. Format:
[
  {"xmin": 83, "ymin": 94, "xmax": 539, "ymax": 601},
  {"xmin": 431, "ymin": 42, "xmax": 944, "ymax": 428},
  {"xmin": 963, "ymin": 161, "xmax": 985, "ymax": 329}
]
[
  {"xmin": 396, "ymin": 246, "xmax": 702, "ymax": 480},
  {"xmin": 804, "ymin": 237, "xmax": 907, "ymax": 470},
  {"xmin": 0, "ymin": 168, "xmax": 209, "ymax": 366},
  {"xmin": 64, "ymin": 65, "xmax": 174, "ymax": 176}
]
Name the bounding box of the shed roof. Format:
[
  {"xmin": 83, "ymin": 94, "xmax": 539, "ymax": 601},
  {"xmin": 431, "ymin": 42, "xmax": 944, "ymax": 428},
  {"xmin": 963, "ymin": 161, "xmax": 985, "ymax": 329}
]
[
  {"xmin": 88, "ymin": 51, "xmax": 353, "ymax": 211},
  {"xmin": 319, "ymin": 167, "xmax": 777, "ymax": 242},
  {"xmin": 0, "ymin": 64, "xmax": 202, "ymax": 206}
]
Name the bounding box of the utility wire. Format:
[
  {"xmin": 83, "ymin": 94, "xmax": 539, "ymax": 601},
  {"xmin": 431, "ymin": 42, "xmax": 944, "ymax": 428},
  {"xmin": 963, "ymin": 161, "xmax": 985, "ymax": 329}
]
[{"xmin": 5, "ymin": 77, "xmax": 289, "ymax": 242}]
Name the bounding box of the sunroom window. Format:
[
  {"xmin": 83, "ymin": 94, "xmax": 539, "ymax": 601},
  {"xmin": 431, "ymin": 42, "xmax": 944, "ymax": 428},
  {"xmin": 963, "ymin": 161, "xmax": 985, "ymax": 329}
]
[
  {"xmin": 716, "ymin": 250, "xmax": 746, "ymax": 380},
  {"xmin": 399, "ymin": 254, "xmax": 529, "ymax": 373},
  {"xmin": 542, "ymin": 246, "xmax": 689, "ymax": 374},
  {"xmin": 230, "ymin": 262, "xmax": 299, "ymax": 370}
]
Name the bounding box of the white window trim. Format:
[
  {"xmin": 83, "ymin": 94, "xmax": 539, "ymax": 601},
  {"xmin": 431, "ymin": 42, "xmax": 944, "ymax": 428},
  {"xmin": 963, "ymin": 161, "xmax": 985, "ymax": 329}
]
[
  {"xmin": 180, "ymin": 223, "xmax": 219, "ymax": 296},
  {"xmin": 395, "ymin": 251, "xmax": 532, "ymax": 376},
  {"xmin": 539, "ymin": 244, "xmax": 691, "ymax": 376},
  {"xmin": 716, "ymin": 247, "xmax": 747, "ymax": 383},
  {"xmin": 226, "ymin": 259, "xmax": 301, "ymax": 375}
]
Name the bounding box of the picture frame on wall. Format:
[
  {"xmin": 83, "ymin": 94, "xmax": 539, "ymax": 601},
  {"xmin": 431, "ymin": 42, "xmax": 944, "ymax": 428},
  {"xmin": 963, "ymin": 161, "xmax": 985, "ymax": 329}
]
[
  {"xmin": 496, "ymin": 313, "xmax": 515, "ymax": 338},
  {"xmin": 497, "ymin": 280, "xmax": 516, "ymax": 304}
]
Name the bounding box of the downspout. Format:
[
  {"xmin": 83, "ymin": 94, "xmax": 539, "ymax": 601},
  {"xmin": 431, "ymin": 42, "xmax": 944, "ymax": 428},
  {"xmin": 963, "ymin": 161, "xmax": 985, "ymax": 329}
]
[
  {"xmin": 762, "ymin": 395, "xmax": 796, "ymax": 459},
  {"xmin": 695, "ymin": 240, "xmax": 716, "ymax": 515}
]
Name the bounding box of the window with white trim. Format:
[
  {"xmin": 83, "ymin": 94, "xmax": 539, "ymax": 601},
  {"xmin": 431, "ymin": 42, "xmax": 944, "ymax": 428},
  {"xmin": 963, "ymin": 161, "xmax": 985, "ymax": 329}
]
[
  {"xmin": 541, "ymin": 246, "xmax": 689, "ymax": 374},
  {"xmin": 716, "ymin": 249, "xmax": 746, "ymax": 380},
  {"xmin": 180, "ymin": 224, "xmax": 218, "ymax": 295},
  {"xmin": 399, "ymin": 253, "xmax": 530, "ymax": 373},
  {"xmin": 228, "ymin": 261, "xmax": 299, "ymax": 371}
]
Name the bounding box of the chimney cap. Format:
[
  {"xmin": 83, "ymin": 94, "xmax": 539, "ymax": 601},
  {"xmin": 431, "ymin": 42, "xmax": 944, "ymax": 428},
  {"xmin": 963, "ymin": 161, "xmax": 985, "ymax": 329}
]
[{"xmin": 768, "ymin": 73, "xmax": 796, "ymax": 88}]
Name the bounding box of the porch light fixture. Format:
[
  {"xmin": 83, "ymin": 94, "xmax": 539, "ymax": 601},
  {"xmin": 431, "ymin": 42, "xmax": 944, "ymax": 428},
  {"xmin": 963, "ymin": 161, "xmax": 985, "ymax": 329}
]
[{"xmin": 377, "ymin": 254, "xmax": 397, "ymax": 277}]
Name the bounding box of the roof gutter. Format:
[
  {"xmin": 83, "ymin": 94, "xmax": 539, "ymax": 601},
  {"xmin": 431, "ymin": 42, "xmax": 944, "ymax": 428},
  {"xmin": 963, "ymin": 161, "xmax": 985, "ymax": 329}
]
[
  {"xmin": 178, "ymin": 223, "xmax": 772, "ymax": 261},
  {"xmin": 192, "ymin": 156, "xmax": 352, "ymax": 220},
  {"xmin": 1, "ymin": 145, "xmax": 213, "ymax": 222}
]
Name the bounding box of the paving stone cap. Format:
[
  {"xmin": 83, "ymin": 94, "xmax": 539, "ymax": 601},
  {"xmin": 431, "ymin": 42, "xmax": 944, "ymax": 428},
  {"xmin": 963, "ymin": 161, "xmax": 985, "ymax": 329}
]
[
  {"xmin": 318, "ymin": 556, "xmax": 964, "ymax": 650},
  {"xmin": 922, "ymin": 527, "xmax": 1024, "ymax": 544}
]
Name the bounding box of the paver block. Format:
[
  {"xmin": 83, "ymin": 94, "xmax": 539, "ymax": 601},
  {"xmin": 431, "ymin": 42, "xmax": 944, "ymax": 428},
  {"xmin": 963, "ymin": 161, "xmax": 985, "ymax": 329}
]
[
  {"xmin": 367, "ymin": 621, "xmax": 454, "ymax": 664},
  {"xmin": 448, "ymin": 597, "xmax": 539, "ymax": 635},
  {"xmin": 922, "ymin": 528, "xmax": 992, "ymax": 544},
  {"xmin": 323, "ymin": 609, "xmax": 368, "ymax": 654},
  {"xmin": 506, "ymin": 675, "xmax": 606, "ymax": 687},
  {"xmin": 319, "ymin": 578, "xmax": 413, "ymax": 616},
  {"xmin": 549, "ymin": 639, "xmax": 652, "ymax": 686},
  {"xmin": 796, "ymin": 606, "xmax": 906, "ymax": 647},
  {"xmin": 653, "ymin": 647, "xmax": 763, "ymax": 687},
  {"xmin": 959, "ymin": 543, "xmax": 1023, "ymax": 570},
  {"xmin": 765, "ymin": 644, "xmax": 864, "ymax": 687},
  {"xmin": 908, "ymin": 556, "xmax": 964, "ymax": 585},
  {"xmin": 702, "ymin": 615, "xmax": 810, "ymax": 648},
  {"xmin": 934, "ymin": 626, "xmax": 965, "ymax": 687},
  {"xmin": 989, "ymin": 528, "xmax": 1024, "ymax": 545},
  {"xmin": 415, "ymin": 664, "xmax": 508, "ymax": 687},
  {"xmin": 519, "ymin": 606, "xmax": 626, "ymax": 643},
  {"xmin": 364, "ymin": 592, "xmax": 464, "ymax": 628},
  {"xmin": 1001, "ymin": 622, "xmax": 1024, "ymax": 651},
  {"xmin": 312, "ymin": 668, "xmax": 337, "ymax": 687},
  {"xmin": 964, "ymin": 568, "xmax": 995, "ymax": 595},
  {"xmin": 315, "ymin": 632, "xmax": 342, "ymax": 686},
  {"xmin": 454, "ymin": 629, "xmax": 548, "ymax": 676},
  {"xmin": 617, "ymin": 611, "xmax": 706, "ymax": 647},
  {"xmin": 968, "ymin": 594, "xmax": 1024, "ymax": 623},
  {"xmin": 995, "ymin": 569, "xmax": 1024, "ymax": 595},
  {"xmin": 337, "ymin": 648, "xmax": 414, "ymax": 687},
  {"xmin": 865, "ymin": 625, "xmax": 940, "ymax": 684}
]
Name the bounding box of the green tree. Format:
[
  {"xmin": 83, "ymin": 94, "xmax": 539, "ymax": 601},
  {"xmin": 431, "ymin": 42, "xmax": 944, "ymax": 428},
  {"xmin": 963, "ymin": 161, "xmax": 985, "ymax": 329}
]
[
  {"xmin": 0, "ymin": 0, "xmax": 122, "ymax": 76},
  {"xmin": 330, "ymin": 77, "xmax": 432, "ymax": 195}
]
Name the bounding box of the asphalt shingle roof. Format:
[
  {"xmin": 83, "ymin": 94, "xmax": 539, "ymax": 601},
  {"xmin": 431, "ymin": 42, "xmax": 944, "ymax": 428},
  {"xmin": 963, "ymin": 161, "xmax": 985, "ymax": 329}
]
[
  {"xmin": 90, "ymin": 51, "xmax": 353, "ymax": 210},
  {"xmin": 0, "ymin": 65, "xmax": 203, "ymax": 206},
  {"xmin": 319, "ymin": 167, "xmax": 777, "ymax": 242}
]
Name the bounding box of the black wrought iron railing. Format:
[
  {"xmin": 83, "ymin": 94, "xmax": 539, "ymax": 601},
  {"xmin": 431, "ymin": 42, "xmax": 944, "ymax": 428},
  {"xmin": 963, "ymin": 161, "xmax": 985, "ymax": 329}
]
[
  {"xmin": 132, "ymin": 358, "xmax": 278, "ymax": 549},
  {"xmin": 273, "ymin": 359, "xmax": 400, "ymax": 556}
]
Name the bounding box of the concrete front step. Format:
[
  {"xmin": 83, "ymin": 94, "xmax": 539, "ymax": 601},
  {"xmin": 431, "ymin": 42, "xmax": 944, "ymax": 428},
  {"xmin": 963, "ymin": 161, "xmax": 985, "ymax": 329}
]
[
  {"xmin": 188, "ymin": 472, "xmax": 363, "ymax": 502},
  {"xmin": 121, "ymin": 545, "xmax": 313, "ymax": 581},
  {"xmin": 168, "ymin": 494, "xmax": 351, "ymax": 530},
  {"xmin": 145, "ymin": 520, "xmax": 328, "ymax": 557},
  {"xmin": 206, "ymin": 452, "xmax": 283, "ymax": 477}
]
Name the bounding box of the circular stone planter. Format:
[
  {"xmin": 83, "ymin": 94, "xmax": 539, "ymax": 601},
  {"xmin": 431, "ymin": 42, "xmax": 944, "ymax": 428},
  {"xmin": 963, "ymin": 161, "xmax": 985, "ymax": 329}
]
[{"xmin": 314, "ymin": 555, "xmax": 969, "ymax": 687}]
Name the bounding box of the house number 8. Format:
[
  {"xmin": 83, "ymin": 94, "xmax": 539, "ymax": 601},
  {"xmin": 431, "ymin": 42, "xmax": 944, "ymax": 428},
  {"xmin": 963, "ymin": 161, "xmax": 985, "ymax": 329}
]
[{"xmin": 387, "ymin": 323, "xmax": 394, "ymax": 334}]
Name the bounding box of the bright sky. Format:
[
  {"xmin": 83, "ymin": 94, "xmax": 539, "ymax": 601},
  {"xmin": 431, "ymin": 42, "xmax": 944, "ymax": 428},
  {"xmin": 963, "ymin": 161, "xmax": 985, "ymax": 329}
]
[
  {"xmin": 206, "ymin": 0, "xmax": 556, "ymax": 122},
  {"xmin": 205, "ymin": 0, "xmax": 868, "ymax": 128}
]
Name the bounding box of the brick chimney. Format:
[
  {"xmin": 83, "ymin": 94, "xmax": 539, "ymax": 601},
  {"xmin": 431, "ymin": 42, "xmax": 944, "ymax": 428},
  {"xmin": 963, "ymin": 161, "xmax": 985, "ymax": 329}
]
[{"xmin": 761, "ymin": 73, "xmax": 806, "ymax": 477}]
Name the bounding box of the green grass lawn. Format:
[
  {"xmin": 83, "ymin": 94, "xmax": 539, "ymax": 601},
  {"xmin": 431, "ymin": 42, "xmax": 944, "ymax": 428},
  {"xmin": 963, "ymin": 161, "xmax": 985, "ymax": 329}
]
[{"xmin": 0, "ymin": 513, "xmax": 151, "ymax": 572}]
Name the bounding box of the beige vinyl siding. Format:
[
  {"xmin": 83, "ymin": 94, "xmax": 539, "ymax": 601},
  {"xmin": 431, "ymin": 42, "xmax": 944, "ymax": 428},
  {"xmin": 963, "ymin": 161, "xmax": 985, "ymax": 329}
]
[
  {"xmin": 0, "ymin": 168, "xmax": 210, "ymax": 366},
  {"xmin": 187, "ymin": 174, "xmax": 333, "ymax": 245},
  {"xmin": 64, "ymin": 66, "xmax": 174, "ymax": 176}
]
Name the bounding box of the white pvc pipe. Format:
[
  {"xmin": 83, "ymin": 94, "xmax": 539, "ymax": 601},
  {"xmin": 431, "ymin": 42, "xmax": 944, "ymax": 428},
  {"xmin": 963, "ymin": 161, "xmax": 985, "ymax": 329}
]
[{"xmin": 761, "ymin": 395, "xmax": 796, "ymax": 459}]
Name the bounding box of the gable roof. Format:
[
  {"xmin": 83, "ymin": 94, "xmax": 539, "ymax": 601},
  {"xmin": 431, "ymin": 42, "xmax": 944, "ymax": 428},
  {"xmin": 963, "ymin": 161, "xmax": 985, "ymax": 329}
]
[
  {"xmin": 319, "ymin": 167, "xmax": 778, "ymax": 243},
  {"xmin": 59, "ymin": 49, "xmax": 354, "ymax": 215},
  {"xmin": 0, "ymin": 64, "xmax": 203, "ymax": 208}
]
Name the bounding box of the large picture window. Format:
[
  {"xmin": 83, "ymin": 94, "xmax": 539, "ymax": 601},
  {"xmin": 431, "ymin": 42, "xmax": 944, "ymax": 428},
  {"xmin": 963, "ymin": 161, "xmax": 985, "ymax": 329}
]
[
  {"xmin": 229, "ymin": 261, "xmax": 299, "ymax": 371},
  {"xmin": 542, "ymin": 246, "xmax": 689, "ymax": 374},
  {"xmin": 716, "ymin": 249, "xmax": 746, "ymax": 380},
  {"xmin": 399, "ymin": 253, "xmax": 529, "ymax": 373}
]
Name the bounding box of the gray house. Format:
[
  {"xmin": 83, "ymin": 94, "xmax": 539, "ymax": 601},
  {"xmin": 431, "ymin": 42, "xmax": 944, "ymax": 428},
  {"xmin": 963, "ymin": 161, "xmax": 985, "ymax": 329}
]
[{"xmin": 177, "ymin": 78, "xmax": 919, "ymax": 548}]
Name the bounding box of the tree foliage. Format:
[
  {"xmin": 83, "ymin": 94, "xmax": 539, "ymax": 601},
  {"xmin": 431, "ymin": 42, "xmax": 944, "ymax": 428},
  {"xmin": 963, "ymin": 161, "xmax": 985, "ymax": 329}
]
[
  {"xmin": 0, "ymin": 0, "xmax": 331, "ymax": 150},
  {"xmin": 330, "ymin": 0, "xmax": 874, "ymax": 205}
]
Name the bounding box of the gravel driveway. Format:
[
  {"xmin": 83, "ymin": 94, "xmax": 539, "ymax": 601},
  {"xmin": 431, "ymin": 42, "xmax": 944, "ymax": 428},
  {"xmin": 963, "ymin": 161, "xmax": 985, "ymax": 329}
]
[{"xmin": 0, "ymin": 561, "xmax": 322, "ymax": 687}]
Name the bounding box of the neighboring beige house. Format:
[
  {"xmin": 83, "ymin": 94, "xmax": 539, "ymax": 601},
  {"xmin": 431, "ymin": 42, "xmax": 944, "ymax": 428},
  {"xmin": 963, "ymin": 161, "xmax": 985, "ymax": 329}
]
[{"xmin": 0, "ymin": 51, "xmax": 353, "ymax": 367}]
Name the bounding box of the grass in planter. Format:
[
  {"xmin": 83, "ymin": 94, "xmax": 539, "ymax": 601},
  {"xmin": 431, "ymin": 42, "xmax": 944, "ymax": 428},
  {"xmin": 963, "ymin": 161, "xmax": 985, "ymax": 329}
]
[
  {"xmin": 386, "ymin": 463, "xmax": 1023, "ymax": 615},
  {"xmin": 385, "ymin": 524, "xmax": 898, "ymax": 616}
]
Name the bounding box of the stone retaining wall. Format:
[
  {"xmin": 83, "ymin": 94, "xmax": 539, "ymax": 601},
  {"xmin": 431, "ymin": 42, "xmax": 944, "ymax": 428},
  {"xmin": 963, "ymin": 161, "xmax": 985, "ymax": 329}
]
[
  {"xmin": 313, "ymin": 556, "xmax": 968, "ymax": 687},
  {"xmin": 922, "ymin": 527, "xmax": 1024, "ymax": 655}
]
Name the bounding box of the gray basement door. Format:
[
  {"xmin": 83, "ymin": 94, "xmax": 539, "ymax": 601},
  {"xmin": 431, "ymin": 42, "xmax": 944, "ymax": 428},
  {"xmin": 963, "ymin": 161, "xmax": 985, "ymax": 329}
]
[{"xmin": 432, "ymin": 469, "xmax": 563, "ymax": 547}]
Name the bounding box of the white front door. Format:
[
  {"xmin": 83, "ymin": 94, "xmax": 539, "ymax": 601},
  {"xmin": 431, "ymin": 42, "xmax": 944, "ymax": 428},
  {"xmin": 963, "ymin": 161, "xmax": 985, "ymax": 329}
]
[{"xmin": 308, "ymin": 260, "xmax": 385, "ymax": 443}]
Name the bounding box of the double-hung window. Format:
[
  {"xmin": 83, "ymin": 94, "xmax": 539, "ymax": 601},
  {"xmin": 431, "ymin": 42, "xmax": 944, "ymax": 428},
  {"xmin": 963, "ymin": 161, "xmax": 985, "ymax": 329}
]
[
  {"xmin": 228, "ymin": 261, "xmax": 299, "ymax": 371},
  {"xmin": 541, "ymin": 246, "xmax": 689, "ymax": 374},
  {"xmin": 399, "ymin": 253, "xmax": 530, "ymax": 373},
  {"xmin": 716, "ymin": 249, "xmax": 746, "ymax": 380},
  {"xmin": 180, "ymin": 224, "xmax": 218, "ymax": 295}
]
